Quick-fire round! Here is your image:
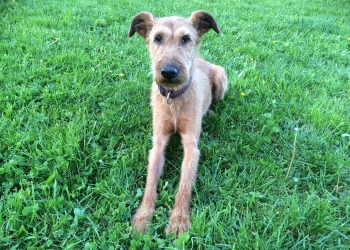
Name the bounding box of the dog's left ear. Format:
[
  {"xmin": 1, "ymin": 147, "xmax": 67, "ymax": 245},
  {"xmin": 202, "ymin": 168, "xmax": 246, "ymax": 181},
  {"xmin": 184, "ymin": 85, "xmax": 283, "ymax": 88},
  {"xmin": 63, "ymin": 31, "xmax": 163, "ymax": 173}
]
[{"xmin": 189, "ymin": 11, "xmax": 220, "ymax": 37}]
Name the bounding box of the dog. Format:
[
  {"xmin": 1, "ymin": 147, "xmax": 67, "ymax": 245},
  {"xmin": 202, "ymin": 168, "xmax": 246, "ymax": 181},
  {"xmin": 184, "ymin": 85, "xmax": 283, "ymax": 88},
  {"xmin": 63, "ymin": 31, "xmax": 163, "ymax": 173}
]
[{"xmin": 128, "ymin": 10, "xmax": 228, "ymax": 236}]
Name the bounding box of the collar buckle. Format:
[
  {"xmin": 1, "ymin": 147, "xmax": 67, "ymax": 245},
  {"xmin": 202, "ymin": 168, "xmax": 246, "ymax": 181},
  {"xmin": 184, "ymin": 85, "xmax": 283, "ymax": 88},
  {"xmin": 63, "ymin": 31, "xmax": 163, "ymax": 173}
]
[{"xmin": 166, "ymin": 92, "xmax": 173, "ymax": 104}]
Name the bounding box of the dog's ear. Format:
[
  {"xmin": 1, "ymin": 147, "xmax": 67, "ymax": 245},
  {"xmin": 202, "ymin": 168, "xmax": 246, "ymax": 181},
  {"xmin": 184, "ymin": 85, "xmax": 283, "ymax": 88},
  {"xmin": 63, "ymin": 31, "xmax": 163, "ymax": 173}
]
[
  {"xmin": 128, "ymin": 12, "xmax": 155, "ymax": 39},
  {"xmin": 189, "ymin": 11, "xmax": 220, "ymax": 37}
]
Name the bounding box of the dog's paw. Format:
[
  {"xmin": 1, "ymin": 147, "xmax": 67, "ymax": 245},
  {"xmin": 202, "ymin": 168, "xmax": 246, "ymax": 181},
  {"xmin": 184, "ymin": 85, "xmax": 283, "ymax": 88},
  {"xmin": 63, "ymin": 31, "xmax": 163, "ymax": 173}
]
[
  {"xmin": 166, "ymin": 210, "xmax": 191, "ymax": 236},
  {"xmin": 132, "ymin": 210, "xmax": 153, "ymax": 234}
]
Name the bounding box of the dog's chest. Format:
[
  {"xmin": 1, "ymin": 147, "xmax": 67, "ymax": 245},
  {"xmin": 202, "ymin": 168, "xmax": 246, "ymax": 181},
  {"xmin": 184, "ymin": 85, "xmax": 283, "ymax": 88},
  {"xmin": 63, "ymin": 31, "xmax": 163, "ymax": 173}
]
[{"xmin": 152, "ymin": 96, "xmax": 195, "ymax": 132}]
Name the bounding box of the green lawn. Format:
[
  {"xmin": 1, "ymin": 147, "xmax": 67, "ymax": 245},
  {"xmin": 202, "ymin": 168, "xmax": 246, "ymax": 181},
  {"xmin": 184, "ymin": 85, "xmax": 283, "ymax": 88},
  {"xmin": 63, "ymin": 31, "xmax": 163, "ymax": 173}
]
[{"xmin": 1, "ymin": 0, "xmax": 349, "ymax": 249}]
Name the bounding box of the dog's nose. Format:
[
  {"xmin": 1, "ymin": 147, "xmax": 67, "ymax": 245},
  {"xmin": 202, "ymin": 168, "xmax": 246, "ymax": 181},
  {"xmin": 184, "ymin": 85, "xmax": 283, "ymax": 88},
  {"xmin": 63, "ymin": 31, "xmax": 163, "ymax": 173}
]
[{"xmin": 161, "ymin": 65, "xmax": 179, "ymax": 80}]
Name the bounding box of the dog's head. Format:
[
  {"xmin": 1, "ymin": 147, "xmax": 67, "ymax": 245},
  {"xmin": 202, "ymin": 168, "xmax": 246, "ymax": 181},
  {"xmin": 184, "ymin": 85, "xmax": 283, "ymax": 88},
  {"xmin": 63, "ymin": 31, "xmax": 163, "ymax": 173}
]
[{"xmin": 129, "ymin": 11, "xmax": 220, "ymax": 89}]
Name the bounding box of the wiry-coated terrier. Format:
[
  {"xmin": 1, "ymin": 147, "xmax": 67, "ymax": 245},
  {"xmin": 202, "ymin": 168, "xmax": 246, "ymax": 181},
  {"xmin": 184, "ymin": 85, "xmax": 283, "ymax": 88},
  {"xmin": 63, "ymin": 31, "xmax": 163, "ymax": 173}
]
[{"xmin": 129, "ymin": 10, "xmax": 228, "ymax": 236}]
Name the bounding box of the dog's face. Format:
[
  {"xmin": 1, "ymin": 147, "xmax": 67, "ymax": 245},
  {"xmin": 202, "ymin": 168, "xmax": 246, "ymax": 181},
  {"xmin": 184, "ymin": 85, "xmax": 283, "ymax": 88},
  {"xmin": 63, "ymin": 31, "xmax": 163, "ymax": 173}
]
[{"xmin": 129, "ymin": 11, "xmax": 220, "ymax": 89}]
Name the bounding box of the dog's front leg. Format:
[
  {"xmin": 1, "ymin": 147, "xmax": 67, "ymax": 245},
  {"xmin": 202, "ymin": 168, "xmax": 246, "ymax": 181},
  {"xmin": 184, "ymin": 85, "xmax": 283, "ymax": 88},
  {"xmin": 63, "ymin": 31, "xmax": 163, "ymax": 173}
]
[
  {"xmin": 167, "ymin": 133, "xmax": 200, "ymax": 236},
  {"xmin": 132, "ymin": 134, "xmax": 170, "ymax": 234}
]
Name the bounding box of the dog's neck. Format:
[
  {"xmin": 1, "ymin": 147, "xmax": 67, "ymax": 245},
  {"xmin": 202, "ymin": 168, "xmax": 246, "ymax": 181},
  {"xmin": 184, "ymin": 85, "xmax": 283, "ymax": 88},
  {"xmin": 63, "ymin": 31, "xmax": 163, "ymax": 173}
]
[{"xmin": 158, "ymin": 76, "xmax": 192, "ymax": 104}]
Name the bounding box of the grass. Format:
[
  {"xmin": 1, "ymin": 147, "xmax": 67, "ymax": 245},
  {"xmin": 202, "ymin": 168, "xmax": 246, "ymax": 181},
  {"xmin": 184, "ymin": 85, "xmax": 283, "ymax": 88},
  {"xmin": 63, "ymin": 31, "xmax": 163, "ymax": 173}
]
[{"xmin": 0, "ymin": 0, "xmax": 349, "ymax": 249}]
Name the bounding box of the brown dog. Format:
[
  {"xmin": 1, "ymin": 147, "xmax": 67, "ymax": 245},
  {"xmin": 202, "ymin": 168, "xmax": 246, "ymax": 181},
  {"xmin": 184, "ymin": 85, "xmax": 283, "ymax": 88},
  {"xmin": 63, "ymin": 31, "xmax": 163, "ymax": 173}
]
[{"xmin": 129, "ymin": 10, "xmax": 228, "ymax": 236}]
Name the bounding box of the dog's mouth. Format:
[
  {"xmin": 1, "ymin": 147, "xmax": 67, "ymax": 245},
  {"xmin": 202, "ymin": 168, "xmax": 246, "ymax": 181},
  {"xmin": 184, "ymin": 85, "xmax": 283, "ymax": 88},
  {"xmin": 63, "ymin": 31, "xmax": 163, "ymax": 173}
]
[
  {"xmin": 156, "ymin": 75, "xmax": 192, "ymax": 90},
  {"xmin": 157, "ymin": 80, "xmax": 183, "ymax": 90},
  {"xmin": 155, "ymin": 74, "xmax": 190, "ymax": 90}
]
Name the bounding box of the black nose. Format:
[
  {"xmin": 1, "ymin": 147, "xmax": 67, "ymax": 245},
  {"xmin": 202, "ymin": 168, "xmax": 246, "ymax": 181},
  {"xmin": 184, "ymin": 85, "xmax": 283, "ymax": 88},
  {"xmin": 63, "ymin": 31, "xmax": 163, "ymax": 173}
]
[{"xmin": 161, "ymin": 65, "xmax": 179, "ymax": 80}]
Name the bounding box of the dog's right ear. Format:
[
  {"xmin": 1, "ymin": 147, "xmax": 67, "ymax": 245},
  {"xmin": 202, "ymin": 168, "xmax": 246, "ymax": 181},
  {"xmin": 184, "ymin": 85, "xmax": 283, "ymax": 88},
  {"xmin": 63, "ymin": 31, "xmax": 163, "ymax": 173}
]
[{"xmin": 128, "ymin": 12, "xmax": 155, "ymax": 39}]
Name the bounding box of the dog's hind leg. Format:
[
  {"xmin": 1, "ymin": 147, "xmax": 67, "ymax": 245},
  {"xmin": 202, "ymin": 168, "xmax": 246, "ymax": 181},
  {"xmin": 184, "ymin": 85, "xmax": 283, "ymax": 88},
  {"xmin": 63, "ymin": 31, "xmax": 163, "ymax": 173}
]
[{"xmin": 211, "ymin": 65, "xmax": 228, "ymax": 101}]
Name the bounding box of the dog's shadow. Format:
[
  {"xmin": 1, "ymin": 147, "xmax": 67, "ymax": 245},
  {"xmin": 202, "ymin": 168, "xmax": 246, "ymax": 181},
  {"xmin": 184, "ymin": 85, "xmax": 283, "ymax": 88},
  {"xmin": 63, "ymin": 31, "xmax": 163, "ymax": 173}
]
[{"xmin": 162, "ymin": 133, "xmax": 184, "ymax": 186}]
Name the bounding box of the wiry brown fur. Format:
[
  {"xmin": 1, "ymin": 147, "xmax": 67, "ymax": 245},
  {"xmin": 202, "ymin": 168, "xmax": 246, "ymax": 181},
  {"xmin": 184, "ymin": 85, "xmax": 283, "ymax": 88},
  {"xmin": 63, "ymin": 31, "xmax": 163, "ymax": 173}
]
[{"xmin": 129, "ymin": 10, "xmax": 228, "ymax": 236}]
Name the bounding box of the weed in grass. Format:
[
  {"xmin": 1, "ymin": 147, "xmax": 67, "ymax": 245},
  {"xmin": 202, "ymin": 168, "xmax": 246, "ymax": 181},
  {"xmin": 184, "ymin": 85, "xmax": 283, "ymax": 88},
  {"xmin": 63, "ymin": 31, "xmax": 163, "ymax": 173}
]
[{"xmin": 286, "ymin": 127, "xmax": 299, "ymax": 178}]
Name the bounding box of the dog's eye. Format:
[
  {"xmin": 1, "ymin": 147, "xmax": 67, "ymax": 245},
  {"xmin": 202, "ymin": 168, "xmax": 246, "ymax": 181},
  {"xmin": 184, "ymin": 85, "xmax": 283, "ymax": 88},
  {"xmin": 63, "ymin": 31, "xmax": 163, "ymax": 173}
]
[
  {"xmin": 181, "ymin": 35, "xmax": 190, "ymax": 44},
  {"xmin": 154, "ymin": 35, "xmax": 163, "ymax": 44}
]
